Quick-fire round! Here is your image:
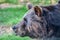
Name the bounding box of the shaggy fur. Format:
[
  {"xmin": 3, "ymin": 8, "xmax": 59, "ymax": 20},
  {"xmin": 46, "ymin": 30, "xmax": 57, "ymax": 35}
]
[{"xmin": 13, "ymin": 1, "xmax": 60, "ymax": 40}]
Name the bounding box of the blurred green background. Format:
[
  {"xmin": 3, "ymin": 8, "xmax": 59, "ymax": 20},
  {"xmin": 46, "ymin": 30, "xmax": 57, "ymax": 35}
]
[{"xmin": 0, "ymin": 0, "xmax": 58, "ymax": 40}]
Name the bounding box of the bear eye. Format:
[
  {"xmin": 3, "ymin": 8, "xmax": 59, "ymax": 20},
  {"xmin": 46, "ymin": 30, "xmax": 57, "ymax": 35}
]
[{"xmin": 24, "ymin": 18, "xmax": 27, "ymax": 22}]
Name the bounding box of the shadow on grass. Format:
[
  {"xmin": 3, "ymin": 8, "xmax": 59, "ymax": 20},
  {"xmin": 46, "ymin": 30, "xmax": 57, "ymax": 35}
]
[{"xmin": 0, "ymin": 34, "xmax": 31, "ymax": 40}]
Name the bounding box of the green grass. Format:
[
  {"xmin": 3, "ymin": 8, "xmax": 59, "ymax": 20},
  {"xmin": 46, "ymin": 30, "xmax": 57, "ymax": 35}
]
[
  {"xmin": 0, "ymin": 6, "xmax": 27, "ymax": 25},
  {"xmin": 0, "ymin": 35, "xmax": 31, "ymax": 40},
  {"xmin": 6, "ymin": 0, "xmax": 18, "ymax": 4}
]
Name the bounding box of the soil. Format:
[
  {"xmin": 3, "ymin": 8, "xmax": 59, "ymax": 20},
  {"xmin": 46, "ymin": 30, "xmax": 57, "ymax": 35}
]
[
  {"xmin": 0, "ymin": 25, "xmax": 13, "ymax": 36},
  {"xmin": 0, "ymin": 3, "xmax": 23, "ymax": 9}
]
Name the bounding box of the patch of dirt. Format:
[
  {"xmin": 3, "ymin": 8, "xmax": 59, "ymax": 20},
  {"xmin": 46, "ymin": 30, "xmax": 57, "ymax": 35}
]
[
  {"xmin": 0, "ymin": 3, "xmax": 23, "ymax": 9},
  {"xmin": 0, "ymin": 25, "xmax": 13, "ymax": 36}
]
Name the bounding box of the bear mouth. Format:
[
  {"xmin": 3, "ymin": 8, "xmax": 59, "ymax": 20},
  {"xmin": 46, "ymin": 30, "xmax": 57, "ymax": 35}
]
[{"xmin": 14, "ymin": 32, "xmax": 38, "ymax": 38}]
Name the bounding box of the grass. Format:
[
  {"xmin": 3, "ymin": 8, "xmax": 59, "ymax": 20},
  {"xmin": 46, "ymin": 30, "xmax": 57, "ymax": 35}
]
[
  {"xmin": 0, "ymin": 35, "xmax": 31, "ymax": 40},
  {"xmin": 0, "ymin": 6, "xmax": 27, "ymax": 25}
]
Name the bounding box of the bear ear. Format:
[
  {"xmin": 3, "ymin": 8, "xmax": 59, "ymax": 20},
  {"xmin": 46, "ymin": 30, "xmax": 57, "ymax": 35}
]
[
  {"xmin": 27, "ymin": 3, "xmax": 33, "ymax": 10},
  {"xmin": 34, "ymin": 6, "xmax": 42, "ymax": 17}
]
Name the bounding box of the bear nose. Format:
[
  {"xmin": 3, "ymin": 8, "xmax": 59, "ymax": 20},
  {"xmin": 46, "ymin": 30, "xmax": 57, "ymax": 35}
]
[{"xmin": 12, "ymin": 26, "xmax": 17, "ymax": 30}]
